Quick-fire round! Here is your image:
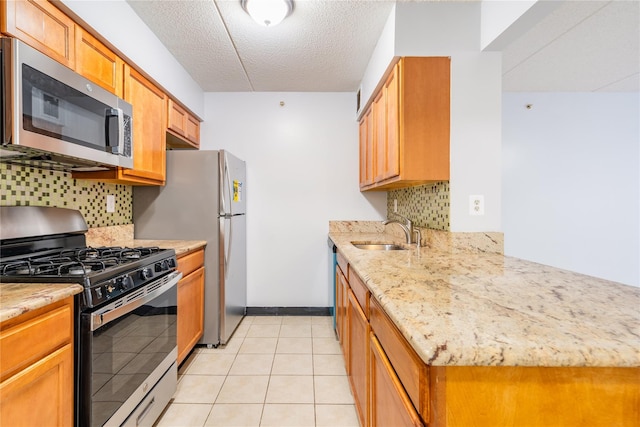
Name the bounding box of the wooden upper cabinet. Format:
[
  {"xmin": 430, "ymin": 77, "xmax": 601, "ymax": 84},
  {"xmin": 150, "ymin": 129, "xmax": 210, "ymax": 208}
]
[
  {"xmin": 358, "ymin": 107, "xmax": 375, "ymax": 189},
  {"xmin": 359, "ymin": 57, "xmax": 450, "ymax": 191},
  {"xmin": 1, "ymin": 0, "xmax": 75, "ymax": 68},
  {"xmin": 122, "ymin": 65, "xmax": 167, "ymax": 184},
  {"xmin": 167, "ymin": 99, "xmax": 200, "ymax": 149},
  {"xmin": 74, "ymin": 26, "xmax": 123, "ymax": 97},
  {"xmin": 74, "ymin": 65, "xmax": 167, "ymax": 185}
]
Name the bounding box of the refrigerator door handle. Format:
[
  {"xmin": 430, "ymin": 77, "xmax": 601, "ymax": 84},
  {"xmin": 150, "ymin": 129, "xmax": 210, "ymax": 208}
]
[
  {"xmin": 219, "ymin": 151, "xmax": 235, "ymax": 216},
  {"xmin": 219, "ymin": 155, "xmax": 227, "ymax": 215},
  {"xmin": 220, "ymin": 216, "xmax": 232, "ymax": 280}
]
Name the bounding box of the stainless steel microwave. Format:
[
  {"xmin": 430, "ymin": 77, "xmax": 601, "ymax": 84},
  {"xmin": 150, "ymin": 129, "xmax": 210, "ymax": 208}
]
[{"xmin": 0, "ymin": 37, "xmax": 133, "ymax": 171}]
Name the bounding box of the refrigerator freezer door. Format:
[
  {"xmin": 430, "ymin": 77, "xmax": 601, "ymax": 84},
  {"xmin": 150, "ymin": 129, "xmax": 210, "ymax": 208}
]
[
  {"xmin": 220, "ymin": 150, "xmax": 247, "ymax": 216},
  {"xmin": 219, "ymin": 214, "xmax": 247, "ymax": 344}
]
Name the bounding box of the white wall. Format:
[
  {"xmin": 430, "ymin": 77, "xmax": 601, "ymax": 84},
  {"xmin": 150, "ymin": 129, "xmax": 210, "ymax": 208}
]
[
  {"xmin": 202, "ymin": 93, "xmax": 386, "ymax": 307},
  {"xmin": 503, "ymin": 93, "xmax": 640, "ymax": 287}
]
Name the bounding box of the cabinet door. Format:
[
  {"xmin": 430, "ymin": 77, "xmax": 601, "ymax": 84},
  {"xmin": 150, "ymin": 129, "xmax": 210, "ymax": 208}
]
[
  {"xmin": 122, "ymin": 64, "xmax": 167, "ymax": 184},
  {"xmin": 348, "ymin": 288, "xmax": 369, "ymax": 427},
  {"xmin": 359, "ymin": 115, "xmax": 368, "ymax": 188},
  {"xmin": 370, "ymin": 333, "xmax": 423, "ymax": 427},
  {"xmin": 336, "ymin": 268, "xmax": 348, "ymax": 355},
  {"xmin": 363, "ymin": 107, "xmax": 375, "ymax": 187},
  {"xmin": 0, "ymin": 344, "xmax": 74, "ymax": 427},
  {"xmin": 167, "ymin": 99, "xmax": 200, "ymax": 149},
  {"xmin": 74, "ymin": 26, "xmax": 123, "ymax": 97},
  {"xmin": 2, "ymin": 0, "xmax": 75, "ymax": 68},
  {"xmin": 373, "ymin": 89, "xmax": 386, "ymax": 183},
  {"xmin": 177, "ymin": 266, "xmax": 205, "ymax": 365},
  {"xmin": 382, "ymin": 65, "xmax": 400, "ymax": 180}
]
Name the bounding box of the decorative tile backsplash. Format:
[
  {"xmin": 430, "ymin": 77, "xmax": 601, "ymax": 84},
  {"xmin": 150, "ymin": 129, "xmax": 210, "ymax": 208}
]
[
  {"xmin": 0, "ymin": 163, "xmax": 132, "ymax": 228},
  {"xmin": 387, "ymin": 181, "xmax": 450, "ymax": 231}
]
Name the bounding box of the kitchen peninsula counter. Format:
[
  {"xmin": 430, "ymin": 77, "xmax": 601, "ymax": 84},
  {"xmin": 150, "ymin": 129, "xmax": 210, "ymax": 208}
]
[{"xmin": 329, "ymin": 231, "xmax": 640, "ymax": 368}]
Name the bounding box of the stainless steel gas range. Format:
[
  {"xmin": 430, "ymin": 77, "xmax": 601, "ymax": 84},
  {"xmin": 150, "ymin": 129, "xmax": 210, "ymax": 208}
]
[{"xmin": 0, "ymin": 206, "xmax": 180, "ymax": 427}]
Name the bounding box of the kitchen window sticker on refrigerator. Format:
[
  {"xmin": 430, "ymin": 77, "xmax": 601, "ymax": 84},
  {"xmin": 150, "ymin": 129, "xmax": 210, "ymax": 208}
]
[{"xmin": 233, "ymin": 180, "xmax": 243, "ymax": 202}]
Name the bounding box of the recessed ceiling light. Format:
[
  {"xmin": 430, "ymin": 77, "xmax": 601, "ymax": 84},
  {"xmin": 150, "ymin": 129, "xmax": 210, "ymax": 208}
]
[{"xmin": 241, "ymin": 0, "xmax": 293, "ymax": 27}]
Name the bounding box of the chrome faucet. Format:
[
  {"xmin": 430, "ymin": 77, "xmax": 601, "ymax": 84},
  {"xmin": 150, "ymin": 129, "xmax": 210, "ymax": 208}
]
[{"xmin": 382, "ymin": 213, "xmax": 413, "ymax": 244}]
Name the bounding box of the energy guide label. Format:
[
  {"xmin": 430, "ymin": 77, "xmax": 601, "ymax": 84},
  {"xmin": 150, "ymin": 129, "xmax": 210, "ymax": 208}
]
[{"xmin": 233, "ymin": 180, "xmax": 242, "ymax": 202}]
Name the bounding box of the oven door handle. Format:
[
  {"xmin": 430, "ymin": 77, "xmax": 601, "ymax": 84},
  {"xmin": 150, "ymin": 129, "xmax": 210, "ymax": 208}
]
[{"xmin": 91, "ymin": 271, "xmax": 182, "ymax": 331}]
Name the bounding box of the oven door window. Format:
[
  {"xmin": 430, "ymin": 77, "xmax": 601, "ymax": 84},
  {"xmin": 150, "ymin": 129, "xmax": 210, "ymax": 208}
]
[
  {"xmin": 21, "ymin": 64, "xmax": 111, "ymax": 151},
  {"xmin": 81, "ymin": 286, "xmax": 177, "ymax": 427}
]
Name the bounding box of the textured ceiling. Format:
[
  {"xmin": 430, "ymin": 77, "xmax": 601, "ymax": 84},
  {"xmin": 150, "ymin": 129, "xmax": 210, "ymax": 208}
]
[
  {"xmin": 127, "ymin": 0, "xmax": 394, "ymax": 91},
  {"xmin": 127, "ymin": 0, "xmax": 639, "ymax": 92}
]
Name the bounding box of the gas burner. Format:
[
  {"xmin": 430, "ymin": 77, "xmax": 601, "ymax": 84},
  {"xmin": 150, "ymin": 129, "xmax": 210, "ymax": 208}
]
[
  {"xmin": 66, "ymin": 264, "xmax": 93, "ymax": 275},
  {"xmin": 15, "ymin": 266, "xmax": 35, "ymax": 275},
  {"xmin": 121, "ymin": 249, "xmax": 141, "ymax": 260}
]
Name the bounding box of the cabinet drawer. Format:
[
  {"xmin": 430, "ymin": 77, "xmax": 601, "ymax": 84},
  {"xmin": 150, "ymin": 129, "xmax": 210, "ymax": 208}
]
[
  {"xmin": 370, "ymin": 297, "xmax": 428, "ymax": 421},
  {"xmin": 336, "ymin": 251, "xmax": 348, "ymax": 279},
  {"xmin": 349, "ymin": 271, "xmax": 370, "ymax": 319},
  {"xmin": 0, "ymin": 297, "xmax": 73, "ymax": 382},
  {"xmin": 177, "ymin": 249, "xmax": 205, "ymax": 277}
]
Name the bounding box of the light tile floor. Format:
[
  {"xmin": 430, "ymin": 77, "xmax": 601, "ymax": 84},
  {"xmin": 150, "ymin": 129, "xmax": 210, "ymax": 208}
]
[{"xmin": 154, "ymin": 315, "xmax": 359, "ymax": 427}]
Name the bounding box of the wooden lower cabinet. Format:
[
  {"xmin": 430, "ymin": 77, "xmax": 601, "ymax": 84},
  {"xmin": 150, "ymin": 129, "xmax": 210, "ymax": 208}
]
[
  {"xmin": 0, "ymin": 297, "xmax": 74, "ymax": 427},
  {"xmin": 431, "ymin": 366, "xmax": 640, "ymax": 427},
  {"xmin": 370, "ymin": 333, "xmax": 423, "ymax": 427},
  {"xmin": 347, "ymin": 288, "xmax": 369, "ymax": 427},
  {"xmin": 176, "ymin": 249, "xmax": 205, "ymax": 365}
]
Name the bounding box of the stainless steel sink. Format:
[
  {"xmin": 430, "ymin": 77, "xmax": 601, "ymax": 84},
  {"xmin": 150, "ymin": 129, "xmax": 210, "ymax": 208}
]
[{"xmin": 351, "ymin": 242, "xmax": 408, "ymax": 251}]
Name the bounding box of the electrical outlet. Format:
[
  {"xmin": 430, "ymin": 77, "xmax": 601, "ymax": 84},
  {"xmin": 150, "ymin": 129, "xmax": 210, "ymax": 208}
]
[
  {"xmin": 469, "ymin": 195, "xmax": 484, "ymax": 216},
  {"xmin": 106, "ymin": 195, "xmax": 115, "ymax": 213},
  {"xmin": 393, "ymin": 199, "xmax": 398, "ymax": 213}
]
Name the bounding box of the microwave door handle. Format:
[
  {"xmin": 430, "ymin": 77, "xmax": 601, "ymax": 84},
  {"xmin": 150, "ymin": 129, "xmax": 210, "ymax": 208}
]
[{"xmin": 105, "ymin": 108, "xmax": 123, "ymax": 154}]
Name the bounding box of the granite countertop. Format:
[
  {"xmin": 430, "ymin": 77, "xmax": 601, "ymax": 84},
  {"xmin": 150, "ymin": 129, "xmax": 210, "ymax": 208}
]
[
  {"xmin": 329, "ymin": 231, "xmax": 640, "ymax": 368},
  {"xmin": 0, "ymin": 283, "xmax": 84, "ymax": 323},
  {"xmin": 0, "ymin": 239, "xmax": 206, "ymax": 324},
  {"xmin": 131, "ymin": 239, "xmax": 207, "ymax": 256}
]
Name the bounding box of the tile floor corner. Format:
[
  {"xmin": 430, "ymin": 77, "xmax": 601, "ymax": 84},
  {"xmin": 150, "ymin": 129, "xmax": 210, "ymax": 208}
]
[{"xmin": 154, "ymin": 315, "xmax": 359, "ymax": 427}]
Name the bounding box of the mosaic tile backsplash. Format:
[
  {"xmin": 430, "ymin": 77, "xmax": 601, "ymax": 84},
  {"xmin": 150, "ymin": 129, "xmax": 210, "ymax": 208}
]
[
  {"xmin": 0, "ymin": 163, "xmax": 132, "ymax": 228},
  {"xmin": 387, "ymin": 181, "xmax": 450, "ymax": 231}
]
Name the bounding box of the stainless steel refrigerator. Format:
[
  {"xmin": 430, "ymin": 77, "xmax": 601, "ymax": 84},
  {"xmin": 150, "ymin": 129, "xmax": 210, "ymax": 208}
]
[{"xmin": 133, "ymin": 150, "xmax": 246, "ymax": 346}]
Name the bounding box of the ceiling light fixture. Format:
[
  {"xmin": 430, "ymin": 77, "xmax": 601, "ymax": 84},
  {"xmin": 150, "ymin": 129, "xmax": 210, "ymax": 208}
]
[{"xmin": 241, "ymin": 0, "xmax": 293, "ymax": 27}]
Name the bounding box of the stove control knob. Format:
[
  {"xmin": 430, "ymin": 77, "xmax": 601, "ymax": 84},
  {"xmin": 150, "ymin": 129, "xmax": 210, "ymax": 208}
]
[
  {"xmin": 140, "ymin": 268, "xmax": 153, "ymax": 280},
  {"xmin": 120, "ymin": 275, "xmax": 134, "ymax": 290},
  {"xmin": 155, "ymin": 261, "xmax": 166, "ymax": 272}
]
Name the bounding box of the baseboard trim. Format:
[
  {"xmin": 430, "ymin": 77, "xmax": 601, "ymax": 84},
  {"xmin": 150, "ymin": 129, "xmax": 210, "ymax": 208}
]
[{"xmin": 246, "ymin": 307, "xmax": 332, "ymax": 316}]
